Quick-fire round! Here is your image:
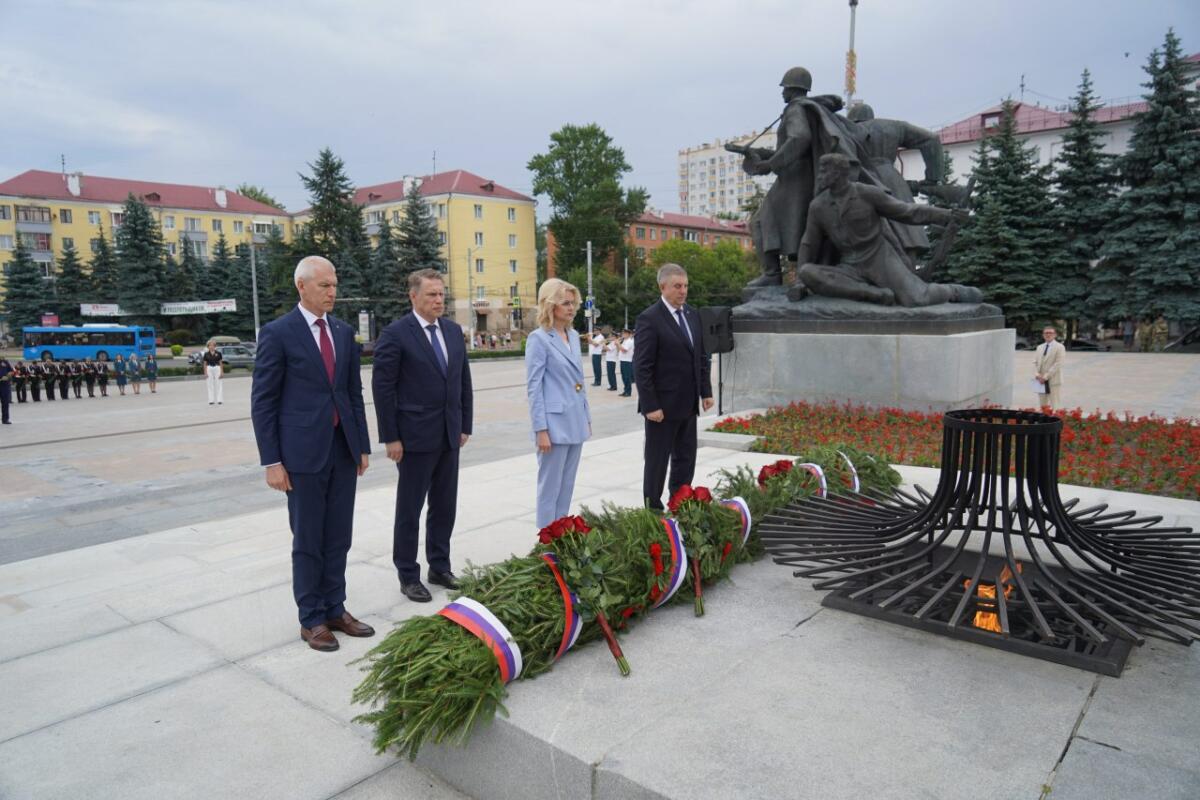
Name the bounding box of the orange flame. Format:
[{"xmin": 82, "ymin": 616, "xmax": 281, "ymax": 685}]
[{"xmin": 964, "ymin": 564, "xmax": 1023, "ymax": 633}]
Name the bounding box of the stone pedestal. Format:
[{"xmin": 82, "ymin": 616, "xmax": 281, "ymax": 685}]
[{"xmin": 720, "ymin": 325, "xmax": 1014, "ymax": 413}]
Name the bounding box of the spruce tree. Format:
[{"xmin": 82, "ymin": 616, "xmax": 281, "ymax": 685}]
[
  {"xmin": 54, "ymin": 239, "xmax": 89, "ymax": 325},
  {"xmin": 89, "ymin": 224, "xmax": 119, "ymax": 304},
  {"xmin": 223, "ymin": 244, "xmax": 257, "ymax": 338},
  {"xmin": 943, "ymin": 100, "xmax": 1069, "ymax": 328},
  {"xmin": 1097, "ymin": 29, "xmax": 1200, "ymax": 323},
  {"xmin": 370, "ymin": 216, "xmax": 406, "ymax": 324},
  {"xmin": 395, "ymin": 181, "xmax": 445, "ymax": 317},
  {"xmin": 115, "ymin": 195, "xmax": 166, "ymax": 323},
  {"xmin": 1, "ymin": 237, "xmax": 49, "ymax": 330},
  {"xmin": 1054, "ymin": 69, "xmax": 1119, "ymax": 335},
  {"xmin": 171, "ymin": 233, "xmax": 200, "ymax": 301},
  {"xmin": 298, "ymin": 147, "xmax": 362, "ymax": 260},
  {"xmin": 203, "ymin": 234, "xmax": 234, "ymax": 334},
  {"xmin": 262, "ymin": 225, "xmax": 296, "ymax": 317}
]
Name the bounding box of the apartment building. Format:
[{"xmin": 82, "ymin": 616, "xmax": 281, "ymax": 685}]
[{"xmin": 678, "ymin": 131, "xmax": 777, "ymax": 217}]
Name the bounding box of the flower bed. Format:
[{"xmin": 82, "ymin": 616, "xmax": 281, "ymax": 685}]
[{"xmin": 711, "ymin": 402, "xmax": 1200, "ymax": 500}]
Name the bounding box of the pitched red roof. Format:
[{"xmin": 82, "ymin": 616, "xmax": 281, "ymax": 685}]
[
  {"xmin": 635, "ymin": 209, "xmax": 750, "ymax": 235},
  {"xmin": 937, "ymin": 100, "xmax": 1148, "ymax": 145},
  {"xmin": 0, "ymin": 170, "xmax": 286, "ymax": 215},
  {"xmin": 354, "ymin": 169, "xmax": 534, "ymax": 206}
]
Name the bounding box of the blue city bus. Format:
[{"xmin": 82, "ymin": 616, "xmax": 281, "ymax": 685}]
[{"xmin": 22, "ymin": 325, "xmax": 156, "ymax": 362}]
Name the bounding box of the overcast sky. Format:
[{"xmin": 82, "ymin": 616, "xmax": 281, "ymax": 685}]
[{"xmin": 1, "ymin": 0, "xmax": 1195, "ymax": 214}]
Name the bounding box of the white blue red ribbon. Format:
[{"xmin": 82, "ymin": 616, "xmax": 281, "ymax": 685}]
[
  {"xmin": 540, "ymin": 553, "xmax": 582, "ymax": 661},
  {"xmin": 720, "ymin": 496, "xmax": 753, "ymax": 546},
  {"xmin": 836, "ymin": 451, "xmax": 861, "ymax": 493},
  {"xmin": 654, "ymin": 518, "xmax": 688, "ymax": 609},
  {"xmin": 437, "ymin": 597, "xmax": 524, "ymax": 683},
  {"xmin": 794, "ymin": 462, "xmax": 829, "ymax": 498}
]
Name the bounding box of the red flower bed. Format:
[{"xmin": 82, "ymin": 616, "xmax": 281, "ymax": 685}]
[{"xmin": 713, "ymin": 402, "xmax": 1200, "ymax": 500}]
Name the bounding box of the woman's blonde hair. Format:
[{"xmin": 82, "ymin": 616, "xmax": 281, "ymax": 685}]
[{"xmin": 535, "ymin": 278, "xmax": 581, "ymax": 330}]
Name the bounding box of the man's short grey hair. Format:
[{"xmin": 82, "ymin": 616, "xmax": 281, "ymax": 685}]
[
  {"xmin": 294, "ymin": 255, "xmax": 335, "ymax": 287},
  {"xmin": 656, "ymin": 263, "xmax": 687, "ymax": 286}
]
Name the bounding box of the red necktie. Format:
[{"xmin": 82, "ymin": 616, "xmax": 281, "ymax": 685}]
[{"xmin": 316, "ymin": 318, "xmax": 339, "ymax": 426}]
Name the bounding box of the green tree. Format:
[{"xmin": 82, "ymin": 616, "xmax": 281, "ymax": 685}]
[
  {"xmin": 261, "ymin": 225, "xmax": 296, "ymax": 318},
  {"xmin": 170, "ymin": 233, "xmax": 200, "ymax": 301},
  {"xmin": 1, "ymin": 237, "xmax": 50, "ymax": 330},
  {"xmin": 535, "ymin": 220, "xmax": 548, "ymax": 285},
  {"xmin": 1097, "ymin": 29, "xmax": 1200, "ymax": 324},
  {"xmin": 201, "ymin": 234, "xmax": 234, "ymax": 334},
  {"xmin": 1054, "ymin": 69, "xmax": 1119, "ymax": 335},
  {"xmin": 943, "ymin": 101, "xmax": 1069, "ymax": 329},
  {"xmin": 395, "ymin": 181, "xmax": 444, "ymax": 313},
  {"xmin": 115, "ymin": 195, "xmax": 166, "ymax": 323},
  {"xmin": 236, "ymin": 183, "xmax": 285, "ymax": 210},
  {"xmin": 740, "ymin": 185, "xmax": 766, "ymax": 218},
  {"xmin": 88, "ymin": 224, "xmax": 119, "ymax": 303},
  {"xmin": 222, "ymin": 244, "xmax": 258, "ymax": 338},
  {"xmin": 54, "ymin": 239, "xmax": 89, "ymax": 325},
  {"xmin": 370, "ymin": 216, "xmax": 406, "ymax": 325},
  {"xmin": 649, "ymin": 239, "xmax": 756, "ymax": 307},
  {"xmin": 527, "ymin": 123, "xmax": 648, "ymax": 274},
  {"xmin": 298, "ymin": 147, "xmax": 361, "ymax": 259}
]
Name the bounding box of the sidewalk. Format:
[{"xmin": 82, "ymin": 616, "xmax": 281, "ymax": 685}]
[{"xmin": 2, "ymin": 431, "xmax": 1198, "ymax": 799}]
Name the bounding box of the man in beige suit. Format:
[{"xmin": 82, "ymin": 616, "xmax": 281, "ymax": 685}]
[{"xmin": 1034, "ymin": 325, "xmax": 1066, "ymax": 409}]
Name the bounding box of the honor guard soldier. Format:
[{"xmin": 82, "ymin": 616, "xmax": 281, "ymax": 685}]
[
  {"xmin": 13, "ymin": 361, "xmax": 29, "ymax": 403},
  {"xmin": 96, "ymin": 360, "xmax": 109, "ymax": 396},
  {"xmin": 58, "ymin": 359, "xmax": 71, "ymax": 400},
  {"xmin": 41, "ymin": 361, "xmax": 57, "ymax": 402},
  {"xmin": 83, "ymin": 359, "xmax": 97, "ymax": 397},
  {"xmin": 71, "ymin": 361, "xmax": 84, "ymax": 398},
  {"xmin": 0, "ymin": 358, "xmax": 12, "ymax": 424},
  {"xmin": 27, "ymin": 361, "xmax": 43, "ymax": 402}
]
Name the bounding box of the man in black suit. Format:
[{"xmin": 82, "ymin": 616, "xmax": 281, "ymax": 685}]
[
  {"xmin": 634, "ymin": 263, "xmax": 714, "ymax": 510},
  {"xmin": 251, "ymin": 255, "xmax": 375, "ymax": 653},
  {"xmin": 372, "ymin": 269, "xmax": 474, "ymax": 602}
]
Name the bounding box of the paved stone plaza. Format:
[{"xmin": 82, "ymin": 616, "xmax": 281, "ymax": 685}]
[{"xmin": 0, "ymin": 352, "xmax": 1198, "ymax": 798}]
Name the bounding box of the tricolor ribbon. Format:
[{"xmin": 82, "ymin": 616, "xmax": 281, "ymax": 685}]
[
  {"xmin": 720, "ymin": 496, "xmax": 753, "ymax": 546},
  {"xmin": 836, "ymin": 451, "xmax": 861, "ymax": 493},
  {"xmin": 437, "ymin": 597, "xmax": 524, "ymax": 683},
  {"xmin": 540, "ymin": 553, "xmax": 582, "ymax": 661},
  {"xmin": 794, "ymin": 462, "xmax": 829, "ymax": 498},
  {"xmin": 653, "ymin": 518, "xmax": 688, "ymax": 609}
]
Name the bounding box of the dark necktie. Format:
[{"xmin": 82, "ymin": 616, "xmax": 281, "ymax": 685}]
[
  {"xmin": 427, "ymin": 323, "xmax": 448, "ymax": 375},
  {"xmin": 675, "ymin": 308, "xmax": 694, "ymax": 350},
  {"xmin": 1043, "ymin": 343, "xmax": 1050, "ymax": 356},
  {"xmin": 315, "ymin": 318, "xmax": 339, "ymax": 426}
]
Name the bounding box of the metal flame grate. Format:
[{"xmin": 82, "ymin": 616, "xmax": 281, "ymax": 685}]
[{"xmin": 759, "ymin": 409, "xmax": 1200, "ymax": 676}]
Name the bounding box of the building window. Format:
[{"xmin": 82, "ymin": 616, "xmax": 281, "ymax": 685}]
[
  {"xmin": 635, "ymin": 247, "xmax": 645, "ymax": 258},
  {"xmin": 649, "ymin": 228, "xmax": 656, "ymax": 240},
  {"xmin": 661, "ymin": 229, "xmax": 668, "ymax": 240},
  {"xmin": 0, "ymin": 235, "xmax": 13, "ymax": 250},
  {"xmin": 166, "ymin": 242, "xmax": 177, "ymax": 256},
  {"xmin": 62, "ymin": 236, "xmax": 74, "ymax": 250},
  {"xmin": 188, "ymin": 239, "xmax": 208, "ymax": 260},
  {"xmin": 89, "ymin": 238, "xmax": 100, "ymax": 254},
  {"xmin": 39, "ymin": 263, "xmax": 53, "ymax": 279},
  {"xmin": 438, "ymin": 231, "xmax": 447, "ymax": 245},
  {"xmin": 474, "ymin": 204, "xmax": 483, "ymax": 219},
  {"xmin": 366, "ymin": 210, "xmax": 384, "ymax": 224},
  {"xmin": 88, "ymin": 211, "xmax": 101, "ymax": 225},
  {"xmin": 19, "ymin": 232, "xmax": 51, "ymax": 251},
  {"xmin": 16, "ymin": 205, "xmax": 52, "ymax": 223},
  {"xmin": 509, "ymin": 259, "xmax": 517, "ymax": 274},
  {"xmin": 508, "ymin": 234, "xmax": 517, "ymax": 248},
  {"xmin": 163, "ymin": 215, "xmax": 175, "ymax": 230},
  {"xmin": 233, "ymin": 220, "xmax": 244, "ymax": 234},
  {"xmin": 476, "ymin": 286, "xmax": 485, "ymax": 300},
  {"xmin": 437, "ymin": 203, "xmax": 446, "ymax": 219},
  {"xmin": 212, "ymin": 219, "xmax": 223, "ymax": 232},
  {"xmin": 253, "ymin": 222, "xmax": 274, "ymax": 235},
  {"xmin": 475, "ymin": 232, "xmax": 484, "ymax": 246},
  {"xmin": 507, "ymin": 207, "xmax": 516, "ymax": 222},
  {"xmin": 475, "ymin": 258, "xmax": 484, "ymax": 273},
  {"xmin": 185, "ymin": 217, "xmax": 201, "ymax": 231},
  {"xmin": 0, "ymin": 205, "xmax": 9, "ymax": 220},
  {"xmin": 392, "ymin": 210, "xmax": 401, "ymax": 223},
  {"xmin": 110, "ymin": 211, "xmax": 124, "ymax": 227},
  {"xmin": 635, "ymin": 227, "xmax": 646, "ymax": 239},
  {"xmin": 59, "ymin": 209, "xmax": 73, "ymax": 224},
  {"xmin": 684, "ymin": 230, "xmax": 698, "ymax": 242},
  {"xmin": 510, "ymin": 284, "xmax": 519, "ymax": 298}
]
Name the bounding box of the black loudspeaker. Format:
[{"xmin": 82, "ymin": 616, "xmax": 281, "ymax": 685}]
[{"xmin": 699, "ymin": 306, "xmax": 734, "ymax": 354}]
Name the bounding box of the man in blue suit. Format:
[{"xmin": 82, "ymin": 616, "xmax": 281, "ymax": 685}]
[
  {"xmin": 634, "ymin": 263, "xmax": 714, "ymax": 510},
  {"xmin": 372, "ymin": 269, "xmax": 474, "ymax": 602},
  {"xmin": 251, "ymin": 256, "xmax": 374, "ymax": 652}
]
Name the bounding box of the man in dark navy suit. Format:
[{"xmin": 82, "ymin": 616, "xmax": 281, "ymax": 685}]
[
  {"xmin": 372, "ymin": 269, "xmax": 474, "ymax": 602},
  {"xmin": 633, "ymin": 263, "xmax": 714, "ymax": 510},
  {"xmin": 251, "ymin": 256, "xmax": 375, "ymax": 653}
]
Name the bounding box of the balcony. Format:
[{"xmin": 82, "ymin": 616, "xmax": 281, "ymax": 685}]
[
  {"xmin": 180, "ymin": 230, "xmax": 208, "ymax": 242},
  {"xmin": 15, "ymin": 220, "xmax": 53, "ymax": 234}
]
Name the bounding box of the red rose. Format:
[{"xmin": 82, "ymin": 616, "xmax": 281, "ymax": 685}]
[
  {"xmin": 667, "ymin": 484, "xmax": 695, "ymax": 513},
  {"xmin": 757, "ymin": 465, "xmax": 777, "ymax": 486},
  {"xmin": 693, "ymin": 486, "xmax": 713, "ymax": 503},
  {"xmin": 572, "ymin": 515, "xmax": 591, "ymax": 534},
  {"xmin": 775, "ymin": 460, "xmax": 793, "ymax": 473},
  {"xmin": 537, "ymin": 525, "xmax": 554, "ymax": 544}
]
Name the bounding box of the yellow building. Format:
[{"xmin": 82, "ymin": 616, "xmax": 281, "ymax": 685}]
[
  {"xmin": 295, "ymin": 169, "xmax": 538, "ymax": 335},
  {"xmin": 0, "ymin": 169, "xmax": 290, "ymax": 283}
]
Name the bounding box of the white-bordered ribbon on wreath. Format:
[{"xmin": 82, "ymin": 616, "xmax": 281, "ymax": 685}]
[
  {"xmin": 720, "ymin": 496, "xmax": 753, "ymax": 546},
  {"xmin": 437, "ymin": 597, "xmax": 524, "ymax": 683},
  {"xmin": 653, "ymin": 518, "xmax": 688, "ymax": 609},
  {"xmin": 835, "ymin": 451, "xmax": 861, "ymax": 493},
  {"xmin": 794, "ymin": 462, "xmax": 829, "ymax": 498}
]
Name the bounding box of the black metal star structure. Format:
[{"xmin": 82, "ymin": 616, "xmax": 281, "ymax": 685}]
[{"xmin": 758, "ymin": 409, "xmax": 1200, "ymax": 676}]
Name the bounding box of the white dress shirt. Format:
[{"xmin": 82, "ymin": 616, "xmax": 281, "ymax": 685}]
[
  {"xmin": 661, "ymin": 296, "xmax": 693, "ymax": 346},
  {"xmin": 297, "ymin": 303, "xmax": 335, "ymax": 360},
  {"xmin": 413, "ymin": 311, "xmax": 449, "ymax": 363}
]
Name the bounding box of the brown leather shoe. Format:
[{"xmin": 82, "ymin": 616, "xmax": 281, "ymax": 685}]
[
  {"xmin": 300, "ymin": 624, "xmax": 339, "ymax": 652},
  {"xmin": 326, "ymin": 611, "xmax": 375, "ymax": 638}
]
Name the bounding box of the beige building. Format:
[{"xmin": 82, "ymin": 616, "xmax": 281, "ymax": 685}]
[{"xmin": 678, "ymin": 131, "xmax": 777, "ymax": 217}]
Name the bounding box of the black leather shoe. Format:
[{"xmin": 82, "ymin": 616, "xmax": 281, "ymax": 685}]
[
  {"xmin": 401, "ymin": 580, "xmax": 432, "ymax": 602},
  {"xmin": 428, "ymin": 570, "xmax": 460, "ymax": 590}
]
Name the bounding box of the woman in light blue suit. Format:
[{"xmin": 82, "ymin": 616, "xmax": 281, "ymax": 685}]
[{"xmin": 526, "ymin": 278, "xmax": 591, "ymax": 527}]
